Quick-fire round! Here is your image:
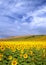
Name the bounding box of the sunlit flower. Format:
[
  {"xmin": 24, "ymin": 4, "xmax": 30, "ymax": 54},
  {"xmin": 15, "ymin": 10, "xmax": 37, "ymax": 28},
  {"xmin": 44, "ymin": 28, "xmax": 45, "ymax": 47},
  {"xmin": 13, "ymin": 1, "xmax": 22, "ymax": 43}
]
[
  {"xmin": 11, "ymin": 47, "xmax": 16, "ymax": 52},
  {"xmin": 17, "ymin": 47, "xmax": 20, "ymax": 50},
  {"xmin": 23, "ymin": 54, "xmax": 28, "ymax": 59},
  {"xmin": 30, "ymin": 51, "xmax": 33, "ymax": 55},
  {"xmin": 0, "ymin": 45, "xmax": 5, "ymax": 51},
  {"xmin": 8, "ymin": 55, "xmax": 13, "ymax": 60},
  {"xmin": 0, "ymin": 53, "xmax": 3, "ymax": 61},
  {"xmin": 12, "ymin": 59, "xmax": 18, "ymax": 65}
]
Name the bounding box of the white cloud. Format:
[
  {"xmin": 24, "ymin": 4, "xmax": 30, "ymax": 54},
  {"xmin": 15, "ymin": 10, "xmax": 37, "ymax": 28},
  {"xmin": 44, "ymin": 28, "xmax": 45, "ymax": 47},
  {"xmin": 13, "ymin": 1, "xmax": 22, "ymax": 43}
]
[{"xmin": 0, "ymin": 0, "xmax": 46, "ymax": 38}]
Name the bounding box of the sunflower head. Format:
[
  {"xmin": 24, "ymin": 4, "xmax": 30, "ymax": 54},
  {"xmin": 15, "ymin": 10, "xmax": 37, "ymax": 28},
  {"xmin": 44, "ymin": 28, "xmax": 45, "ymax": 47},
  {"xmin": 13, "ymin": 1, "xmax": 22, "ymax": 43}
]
[
  {"xmin": 8, "ymin": 55, "xmax": 13, "ymax": 60},
  {"xmin": 12, "ymin": 59, "xmax": 18, "ymax": 65},
  {"xmin": 0, "ymin": 53, "xmax": 3, "ymax": 61},
  {"xmin": 0, "ymin": 45, "xmax": 5, "ymax": 51},
  {"xmin": 30, "ymin": 50, "xmax": 33, "ymax": 55},
  {"xmin": 23, "ymin": 54, "xmax": 28, "ymax": 59}
]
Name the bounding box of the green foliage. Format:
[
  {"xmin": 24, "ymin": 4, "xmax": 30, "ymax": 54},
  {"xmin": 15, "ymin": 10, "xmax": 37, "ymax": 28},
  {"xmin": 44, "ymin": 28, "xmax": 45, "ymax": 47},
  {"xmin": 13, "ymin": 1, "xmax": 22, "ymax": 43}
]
[{"xmin": 0, "ymin": 48, "xmax": 46, "ymax": 65}]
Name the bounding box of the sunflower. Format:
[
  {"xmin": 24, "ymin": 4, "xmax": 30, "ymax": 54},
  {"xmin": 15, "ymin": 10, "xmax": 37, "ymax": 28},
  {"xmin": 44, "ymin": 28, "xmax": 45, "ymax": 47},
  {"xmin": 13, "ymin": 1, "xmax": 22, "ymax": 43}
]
[
  {"xmin": 0, "ymin": 53, "xmax": 3, "ymax": 61},
  {"xmin": 23, "ymin": 54, "xmax": 28, "ymax": 59},
  {"xmin": 11, "ymin": 59, "xmax": 18, "ymax": 65},
  {"xmin": 0, "ymin": 45, "xmax": 5, "ymax": 51},
  {"xmin": 8, "ymin": 55, "xmax": 13, "ymax": 60},
  {"xmin": 30, "ymin": 50, "xmax": 33, "ymax": 55}
]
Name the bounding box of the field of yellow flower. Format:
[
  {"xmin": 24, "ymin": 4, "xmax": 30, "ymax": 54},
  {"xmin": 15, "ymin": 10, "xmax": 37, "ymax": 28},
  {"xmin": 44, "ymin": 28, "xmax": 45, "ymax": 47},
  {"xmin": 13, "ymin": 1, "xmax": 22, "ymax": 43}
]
[{"xmin": 0, "ymin": 40, "xmax": 46, "ymax": 65}]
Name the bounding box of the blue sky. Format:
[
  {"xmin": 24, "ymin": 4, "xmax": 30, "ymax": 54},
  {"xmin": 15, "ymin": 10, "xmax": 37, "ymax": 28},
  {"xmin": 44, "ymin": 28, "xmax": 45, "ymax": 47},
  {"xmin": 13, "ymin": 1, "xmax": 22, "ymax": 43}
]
[{"xmin": 0, "ymin": 0, "xmax": 46, "ymax": 38}]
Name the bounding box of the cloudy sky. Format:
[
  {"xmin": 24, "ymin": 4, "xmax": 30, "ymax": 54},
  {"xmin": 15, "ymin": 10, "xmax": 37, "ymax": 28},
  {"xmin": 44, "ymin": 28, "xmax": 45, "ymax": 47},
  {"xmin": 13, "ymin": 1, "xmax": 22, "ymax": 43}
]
[{"xmin": 0, "ymin": 0, "xmax": 46, "ymax": 38}]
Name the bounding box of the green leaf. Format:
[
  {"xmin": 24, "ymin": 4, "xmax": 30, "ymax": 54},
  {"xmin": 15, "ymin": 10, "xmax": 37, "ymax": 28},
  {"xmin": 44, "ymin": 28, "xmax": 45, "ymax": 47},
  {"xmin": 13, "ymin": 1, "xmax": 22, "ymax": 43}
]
[
  {"xmin": 0, "ymin": 49, "xmax": 3, "ymax": 53},
  {"xmin": 3, "ymin": 48, "xmax": 12, "ymax": 56},
  {"xmin": 30, "ymin": 62, "xmax": 36, "ymax": 65}
]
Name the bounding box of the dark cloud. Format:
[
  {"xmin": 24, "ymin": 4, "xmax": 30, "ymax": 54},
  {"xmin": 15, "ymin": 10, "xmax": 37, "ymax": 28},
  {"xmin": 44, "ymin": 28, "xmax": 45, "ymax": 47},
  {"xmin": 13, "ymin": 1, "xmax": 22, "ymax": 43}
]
[{"xmin": 25, "ymin": 16, "xmax": 33, "ymax": 23}]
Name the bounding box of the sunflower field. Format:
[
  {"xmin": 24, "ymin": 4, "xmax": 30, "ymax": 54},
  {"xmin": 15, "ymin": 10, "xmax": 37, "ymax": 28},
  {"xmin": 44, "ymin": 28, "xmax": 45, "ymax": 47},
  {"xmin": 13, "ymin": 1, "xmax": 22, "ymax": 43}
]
[{"xmin": 0, "ymin": 41, "xmax": 46, "ymax": 65}]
